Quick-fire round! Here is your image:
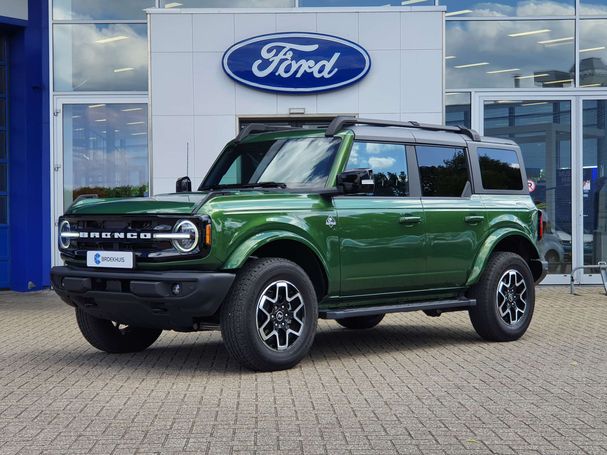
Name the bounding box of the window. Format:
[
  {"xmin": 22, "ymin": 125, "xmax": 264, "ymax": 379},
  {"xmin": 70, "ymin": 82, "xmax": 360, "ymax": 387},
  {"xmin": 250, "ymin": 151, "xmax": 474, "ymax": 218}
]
[
  {"xmin": 53, "ymin": 23, "xmax": 148, "ymax": 91},
  {"xmin": 579, "ymin": 20, "xmax": 607, "ymax": 87},
  {"xmin": 53, "ymin": 0, "xmax": 153, "ymax": 20},
  {"xmin": 416, "ymin": 146, "xmax": 468, "ymax": 197},
  {"xmin": 345, "ymin": 142, "xmax": 409, "ymax": 197},
  {"xmin": 439, "ymin": 0, "xmax": 574, "ymax": 17},
  {"xmin": 161, "ymin": 0, "xmax": 295, "ymax": 6},
  {"xmin": 446, "ymin": 20, "xmax": 575, "ymax": 89},
  {"xmin": 478, "ymin": 148, "xmax": 524, "ymax": 190},
  {"xmin": 446, "ymin": 92, "xmax": 471, "ymax": 128},
  {"xmin": 202, "ymin": 137, "xmax": 341, "ymax": 189}
]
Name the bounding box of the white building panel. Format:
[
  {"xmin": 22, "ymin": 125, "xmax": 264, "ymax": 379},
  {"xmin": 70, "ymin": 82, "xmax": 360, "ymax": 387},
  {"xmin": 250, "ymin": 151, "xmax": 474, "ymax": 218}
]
[{"xmin": 148, "ymin": 7, "xmax": 445, "ymax": 194}]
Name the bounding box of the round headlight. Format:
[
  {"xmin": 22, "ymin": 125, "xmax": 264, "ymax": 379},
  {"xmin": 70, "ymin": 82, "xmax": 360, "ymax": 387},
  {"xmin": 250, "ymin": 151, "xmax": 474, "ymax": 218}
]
[
  {"xmin": 59, "ymin": 220, "xmax": 71, "ymax": 249},
  {"xmin": 172, "ymin": 220, "xmax": 199, "ymax": 253}
]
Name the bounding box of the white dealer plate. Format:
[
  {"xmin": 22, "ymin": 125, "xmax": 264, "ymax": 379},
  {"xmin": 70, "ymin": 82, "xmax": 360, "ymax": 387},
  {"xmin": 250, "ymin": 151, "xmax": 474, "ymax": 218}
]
[{"xmin": 86, "ymin": 251, "xmax": 134, "ymax": 269}]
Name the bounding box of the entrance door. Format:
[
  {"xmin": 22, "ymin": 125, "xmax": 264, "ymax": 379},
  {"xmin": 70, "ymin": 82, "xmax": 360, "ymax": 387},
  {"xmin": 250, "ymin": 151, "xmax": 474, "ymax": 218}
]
[
  {"xmin": 477, "ymin": 95, "xmax": 575, "ymax": 284},
  {"xmin": 52, "ymin": 97, "xmax": 149, "ymax": 265},
  {"xmin": 0, "ymin": 36, "xmax": 8, "ymax": 288}
]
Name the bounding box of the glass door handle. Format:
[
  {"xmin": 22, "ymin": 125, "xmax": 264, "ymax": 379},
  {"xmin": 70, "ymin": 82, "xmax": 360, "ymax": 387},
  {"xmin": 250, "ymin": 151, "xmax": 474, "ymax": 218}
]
[
  {"xmin": 465, "ymin": 215, "xmax": 485, "ymax": 224},
  {"xmin": 399, "ymin": 215, "xmax": 421, "ymax": 225}
]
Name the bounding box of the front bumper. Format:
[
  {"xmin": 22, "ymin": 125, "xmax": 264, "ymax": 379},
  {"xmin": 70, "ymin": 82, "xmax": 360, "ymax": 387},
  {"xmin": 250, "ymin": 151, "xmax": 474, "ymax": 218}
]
[{"xmin": 51, "ymin": 266, "xmax": 235, "ymax": 330}]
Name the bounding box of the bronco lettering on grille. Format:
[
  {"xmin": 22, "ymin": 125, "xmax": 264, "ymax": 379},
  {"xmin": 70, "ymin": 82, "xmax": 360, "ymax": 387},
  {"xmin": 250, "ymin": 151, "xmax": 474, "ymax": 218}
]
[{"xmin": 78, "ymin": 232, "xmax": 153, "ymax": 240}]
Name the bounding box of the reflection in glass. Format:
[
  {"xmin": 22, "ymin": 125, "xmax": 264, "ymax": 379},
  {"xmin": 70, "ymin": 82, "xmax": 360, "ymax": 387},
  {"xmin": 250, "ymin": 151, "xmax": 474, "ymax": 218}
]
[
  {"xmin": 583, "ymin": 100, "xmax": 607, "ymax": 269},
  {"xmin": 62, "ymin": 104, "xmax": 149, "ymax": 208},
  {"xmin": 416, "ymin": 146, "xmax": 468, "ymax": 197},
  {"xmin": 478, "ymin": 148, "xmax": 524, "ymax": 190},
  {"xmin": 346, "ymin": 142, "xmax": 409, "ymax": 197},
  {"xmin": 446, "ymin": 92, "xmax": 471, "ymax": 128},
  {"xmin": 485, "ymin": 100, "xmax": 572, "ymax": 274},
  {"xmin": 161, "ymin": 0, "xmax": 295, "ymax": 6},
  {"xmin": 299, "ymin": 0, "xmax": 432, "ymax": 5},
  {"xmin": 440, "ymin": 0, "xmax": 574, "ymax": 17},
  {"xmin": 579, "ymin": 20, "xmax": 607, "ymax": 87},
  {"xmin": 53, "ymin": 0, "xmax": 153, "ymax": 20},
  {"xmin": 54, "ymin": 24, "xmax": 147, "ymax": 92},
  {"xmin": 580, "ymin": 0, "xmax": 607, "ymax": 15},
  {"xmin": 446, "ymin": 21, "xmax": 575, "ymax": 89}
]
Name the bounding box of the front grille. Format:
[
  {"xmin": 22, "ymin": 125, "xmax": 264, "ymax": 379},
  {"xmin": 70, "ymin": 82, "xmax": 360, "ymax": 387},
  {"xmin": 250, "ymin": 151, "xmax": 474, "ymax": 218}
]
[{"xmin": 59, "ymin": 215, "xmax": 209, "ymax": 262}]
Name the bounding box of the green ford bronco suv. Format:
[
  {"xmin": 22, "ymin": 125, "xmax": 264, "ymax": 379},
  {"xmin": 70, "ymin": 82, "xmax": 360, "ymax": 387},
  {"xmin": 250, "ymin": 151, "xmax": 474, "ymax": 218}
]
[{"xmin": 51, "ymin": 117, "xmax": 547, "ymax": 371}]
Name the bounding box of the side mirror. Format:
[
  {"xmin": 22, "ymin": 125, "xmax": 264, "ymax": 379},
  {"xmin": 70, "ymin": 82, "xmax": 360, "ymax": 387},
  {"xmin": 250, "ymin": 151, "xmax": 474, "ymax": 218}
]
[
  {"xmin": 176, "ymin": 176, "xmax": 192, "ymax": 193},
  {"xmin": 336, "ymin": 169, "xmax": 374, "ymax": 195}
]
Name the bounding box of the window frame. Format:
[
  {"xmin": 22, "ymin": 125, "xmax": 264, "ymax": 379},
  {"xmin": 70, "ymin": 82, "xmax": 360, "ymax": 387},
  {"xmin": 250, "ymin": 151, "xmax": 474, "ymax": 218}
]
[
  {"xmin": 340, "ymin": 138, "xmax": 422, "ymax": 198},
  {"xmin": 468, "ymin": 143, "xmax": 530, "ymax": 195}
]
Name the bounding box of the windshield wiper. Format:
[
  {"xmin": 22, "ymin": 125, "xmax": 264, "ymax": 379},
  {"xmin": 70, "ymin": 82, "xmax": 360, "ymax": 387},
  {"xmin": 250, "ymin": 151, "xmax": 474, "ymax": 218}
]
[{"xmin": 200, "ymin": 182, "xmax": 287, "ymax": 191}]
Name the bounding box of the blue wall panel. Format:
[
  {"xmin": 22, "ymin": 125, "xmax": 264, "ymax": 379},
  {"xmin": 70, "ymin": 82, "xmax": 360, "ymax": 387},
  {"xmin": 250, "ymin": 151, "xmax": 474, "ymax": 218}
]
[{"xmin": 3, "ymin": 0, "xmax": 50, "ymax": 291}]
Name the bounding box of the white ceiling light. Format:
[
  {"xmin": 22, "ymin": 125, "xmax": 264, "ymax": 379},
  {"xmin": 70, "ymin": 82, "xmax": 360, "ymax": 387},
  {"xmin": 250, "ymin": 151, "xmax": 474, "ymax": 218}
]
[
  {"xmin": 121, "ymin": 107, "xmax": 143, "ymax": 112},
  {"xmin": 165, "ymin": 2, "xmax": 183, "ymax": 7},
  {"xmin": 515, "ymin": 73, "xmax": 549, "ymax": 80},
  {"xmin": 127, "ymin": 121, "xmax": 145, "ymax": 125},
  {"xmin": 113, "ymin": 67, "xmax": 134, "ymax": 73},
  {"xmin": 537, "ymin": 36, "xmax": 573, "ymax": 45},
  {"xmin": 508, "ymin": 29, "xmax": 551, "ymax": 38},
  {"xmin": 95, "ymin": 118, "xmax": 107, "ymax": 122},
  {"xmin": 445, "ymin": 9, "xmax": 473, "ymax": 16},
  {"xmin": 88, "ymin": 104, "xmax": 105, "ymax": 109},
  {"xmin": 95, "ymin": 35, "xmax": 129, "ymax": 44},
  {"xmin": 580, "ymin": 46, "xmax": 606, "ymax": 52},
  {"xmin": 543, "ymin": 79, "xmax": 573, "ymax": 85},
  {"xmin": 486, "ymin": 68, "xmax": 521, "ymax": 74},
  {"xmin": 131, "ymin": 132, "xmax": 147, "ymax": 136},
  {"xmin": 445, "ymin": 55, "xmax": 456, "ymax": 60},
  {"xmin": 454, "ymin": 62, "xmax": 490, "ymax": 69}
]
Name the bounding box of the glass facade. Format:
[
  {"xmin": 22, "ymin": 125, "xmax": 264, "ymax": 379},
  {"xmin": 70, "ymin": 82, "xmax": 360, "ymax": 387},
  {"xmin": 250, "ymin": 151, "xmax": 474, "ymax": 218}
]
[
  {"xmin": 62, "ymin": 104, "xmax": 149, "ymax": 207},
  {"xmin": 53, "ymin": 0, "xmax": 153, "ymax": 20},
  {"xmin": 53, "ymin": 23, "xmax": 148, "ymax": 92}
]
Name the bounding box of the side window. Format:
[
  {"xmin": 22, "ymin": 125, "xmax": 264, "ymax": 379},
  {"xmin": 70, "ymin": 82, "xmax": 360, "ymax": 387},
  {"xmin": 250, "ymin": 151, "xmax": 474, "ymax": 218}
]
[
  {"xmin": 416, "ymin": 145, "xmax": 468, "ymax": 197},
  {"xmin": 478, "ymin": 148, "xmax": 524, "ymax": 191},
  {"xmin": 345, "ymin": 141, "xmax": 409, "ymax": 196}
]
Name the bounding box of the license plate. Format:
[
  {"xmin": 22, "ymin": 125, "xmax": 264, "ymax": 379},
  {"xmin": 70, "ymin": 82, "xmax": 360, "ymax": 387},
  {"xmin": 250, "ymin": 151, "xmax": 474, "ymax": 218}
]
[{"xmin": 86, "ymin": 251, "xmax": 134, "ymax": 269}]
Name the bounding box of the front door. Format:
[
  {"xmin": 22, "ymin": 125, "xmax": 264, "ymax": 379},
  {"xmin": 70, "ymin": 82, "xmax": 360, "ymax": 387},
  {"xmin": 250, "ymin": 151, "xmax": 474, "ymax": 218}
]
[{"xmin": 335, "ymin": 140, "xmax": 426, "ymax": 297}]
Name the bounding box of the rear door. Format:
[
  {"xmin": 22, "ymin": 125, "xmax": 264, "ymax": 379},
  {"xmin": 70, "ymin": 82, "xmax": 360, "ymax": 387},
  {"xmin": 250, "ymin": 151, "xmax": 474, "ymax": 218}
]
[
  {"xmin": 415, "ymin": 143, "xmax": 488, "ymax": 288},
  {"xmin": 335, "ymin": 140, "xmax": 427, "ymax": 296}
]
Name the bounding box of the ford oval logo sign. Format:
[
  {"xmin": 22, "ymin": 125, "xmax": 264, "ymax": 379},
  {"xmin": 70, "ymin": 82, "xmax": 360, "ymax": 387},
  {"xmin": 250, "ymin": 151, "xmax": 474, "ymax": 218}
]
[{"xmin": 222, "ymin": 32, "xmax": 371, "ymax": 94}]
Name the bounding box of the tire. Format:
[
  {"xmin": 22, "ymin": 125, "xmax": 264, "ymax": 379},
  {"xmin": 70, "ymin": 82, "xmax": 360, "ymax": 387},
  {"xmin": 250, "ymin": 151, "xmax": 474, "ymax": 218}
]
[
  {"xmin": 545, "ymin": 250, "xmax": 560, "ymax": 274},
  {"xmin": 75, "ymin": 308, "xmax": 162, "ymax": 353},
  {"xmin": 220, "ymin": 258, "xmax": 318, "ymax": 372},
  {"xmin": 468, "ymin": 251, "xmax": 535, "ymax": 342},
  {"xmin": 336, "ymin": 314, "xmax": 384, "ymax": 329}
]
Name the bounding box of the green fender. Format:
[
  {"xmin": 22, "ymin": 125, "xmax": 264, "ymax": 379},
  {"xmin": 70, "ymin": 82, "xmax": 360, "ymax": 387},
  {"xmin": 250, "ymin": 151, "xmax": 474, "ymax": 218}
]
[
  {"xmin": 222, "ymin": 229, "xmax": 329, "ymax": 273},
  {"xmin": 466, "ymin": 228, "xmax": 540, "ymax": 286}
]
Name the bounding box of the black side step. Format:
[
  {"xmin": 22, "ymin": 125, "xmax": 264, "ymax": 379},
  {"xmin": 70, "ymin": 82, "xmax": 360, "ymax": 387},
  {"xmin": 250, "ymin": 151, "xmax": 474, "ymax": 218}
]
[{"xmin": 319, "ymin": 298, "xmax": 476, "ymax": 320}]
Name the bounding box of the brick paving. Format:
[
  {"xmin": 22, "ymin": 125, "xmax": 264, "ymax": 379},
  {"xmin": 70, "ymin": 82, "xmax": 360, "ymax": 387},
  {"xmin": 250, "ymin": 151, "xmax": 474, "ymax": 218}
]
[{"xmin": 0, "ymin": 287, "xmax": 606, "ymax": 454}]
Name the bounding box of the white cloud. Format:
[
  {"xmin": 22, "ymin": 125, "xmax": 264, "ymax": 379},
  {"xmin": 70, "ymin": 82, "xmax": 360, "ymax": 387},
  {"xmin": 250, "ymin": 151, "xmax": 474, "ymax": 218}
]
[{"xmin": 369, "ymin": 157, "xmax": 396, "ymax": 169}]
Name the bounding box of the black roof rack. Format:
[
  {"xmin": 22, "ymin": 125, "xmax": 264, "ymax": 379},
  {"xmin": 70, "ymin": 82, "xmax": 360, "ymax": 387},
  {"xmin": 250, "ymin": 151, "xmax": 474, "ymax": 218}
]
[
  {"xmin": 324, "ymin": 116, "xmax": 481, "ymax": 142},
  {"xmin": 234, "ymin": 123, "xmax": 299, "ymax": 143}
]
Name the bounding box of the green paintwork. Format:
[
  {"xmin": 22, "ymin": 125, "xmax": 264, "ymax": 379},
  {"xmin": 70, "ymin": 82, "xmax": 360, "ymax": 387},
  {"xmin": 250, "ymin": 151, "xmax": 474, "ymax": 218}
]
[{"xmin": 60, "ymin": 129, "xmax": 542, "ymax": 310}]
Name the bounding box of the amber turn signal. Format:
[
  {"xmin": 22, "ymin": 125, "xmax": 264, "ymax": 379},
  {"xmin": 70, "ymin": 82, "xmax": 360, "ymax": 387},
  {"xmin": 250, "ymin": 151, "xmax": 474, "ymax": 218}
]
[{"xmin": 204, "ymin": 223, "xmax": 212, "ymax": 246}]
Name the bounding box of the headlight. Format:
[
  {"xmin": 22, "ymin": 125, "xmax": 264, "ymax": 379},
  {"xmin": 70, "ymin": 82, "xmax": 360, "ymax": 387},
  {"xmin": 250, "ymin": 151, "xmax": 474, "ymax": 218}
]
[
  {"xmin": 172, "ymin": 219, "xmax": 199, "ymax": 253},
  {"xmin": 59, "ymin": 220, "xmax": 72, "ymax": 249}
]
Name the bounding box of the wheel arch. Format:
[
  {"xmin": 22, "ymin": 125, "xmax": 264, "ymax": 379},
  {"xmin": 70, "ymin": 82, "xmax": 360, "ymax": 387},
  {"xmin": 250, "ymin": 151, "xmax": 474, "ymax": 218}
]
[
  {"xmin": 222, "ymin": 231, "xmax": 330, "ymax": 301},
  {"xmin": 467, "ymin": 230, "xmax": 545, "ymax": 286}
]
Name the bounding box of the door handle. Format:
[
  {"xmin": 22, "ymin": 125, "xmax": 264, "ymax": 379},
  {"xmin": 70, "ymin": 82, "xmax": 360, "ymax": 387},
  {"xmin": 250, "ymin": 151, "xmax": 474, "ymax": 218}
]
[
  {"xmin": 399, "ymin": 215, "xmax": 421, "ymax": 225},
  {"xmin": 465, "ymin": 215, "xmax": 485, "ymax": 224}
]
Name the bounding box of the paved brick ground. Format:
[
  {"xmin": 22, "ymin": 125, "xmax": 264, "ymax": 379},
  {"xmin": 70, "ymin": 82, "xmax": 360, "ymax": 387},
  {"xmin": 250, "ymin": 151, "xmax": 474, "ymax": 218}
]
[{"xmin": 0, "ymin": 287, "xmax": 606, "ymax": 454}]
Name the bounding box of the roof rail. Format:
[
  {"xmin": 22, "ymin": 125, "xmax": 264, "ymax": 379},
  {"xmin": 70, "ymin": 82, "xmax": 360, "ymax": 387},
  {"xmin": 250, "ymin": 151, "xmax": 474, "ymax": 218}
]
[
  {"xmin": 325, "ymin": 116, "xmax": 481, "ymax": 141},
  {"xmin": 234, "ymin": 123, "xmax": 298, "ymax": 143}
]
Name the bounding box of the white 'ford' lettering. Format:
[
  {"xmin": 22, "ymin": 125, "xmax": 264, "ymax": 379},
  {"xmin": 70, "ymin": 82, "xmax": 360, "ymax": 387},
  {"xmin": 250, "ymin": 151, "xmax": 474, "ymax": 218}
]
[{"xmin": 252, "ymin": 42, "xmax": 340, "ymax": 79}]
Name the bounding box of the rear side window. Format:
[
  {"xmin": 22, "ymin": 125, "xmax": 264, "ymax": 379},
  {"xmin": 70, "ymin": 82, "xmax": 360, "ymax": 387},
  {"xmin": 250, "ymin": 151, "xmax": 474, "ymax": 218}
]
[
  {"xmin": 345, "ymin": 141, "xmax": 409, "ymax": 196},
  {"xmin": 477, "ymin": 148, "xmax": 524, "ymax": 190},
  {"xmin": 416, "ymin": 145, "xmax": 468, "ymax": 197}
]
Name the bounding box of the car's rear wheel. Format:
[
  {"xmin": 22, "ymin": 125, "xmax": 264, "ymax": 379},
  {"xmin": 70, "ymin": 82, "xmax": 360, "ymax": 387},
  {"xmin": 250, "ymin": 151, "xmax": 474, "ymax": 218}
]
[
  {"xmin": 75, "ymin": 308, "xmax": 162, "ymax": 353},
  {"xmin": 468, "ymin": 251, "xmax": 535, "ymax": 342},
  {"xmin": 220, "ymin": 258, "xmax": 318, "ymax": 371},
  {"xmin": 336, "ymin": 314, "xmax": 384, "ymax": 329}
]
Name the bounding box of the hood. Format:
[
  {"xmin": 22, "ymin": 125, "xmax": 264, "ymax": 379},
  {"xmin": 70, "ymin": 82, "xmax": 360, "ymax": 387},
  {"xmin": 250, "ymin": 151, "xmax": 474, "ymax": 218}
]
[{"xmin": 66, "ymin": 193, "xmax": 209, "ymax": 215}]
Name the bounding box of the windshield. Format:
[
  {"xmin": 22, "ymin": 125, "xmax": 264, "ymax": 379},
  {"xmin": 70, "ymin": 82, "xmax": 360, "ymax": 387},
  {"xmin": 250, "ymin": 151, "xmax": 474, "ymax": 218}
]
[{"xmin": 200, "ymin": 137, "xmax": 341, "ymax": 190}]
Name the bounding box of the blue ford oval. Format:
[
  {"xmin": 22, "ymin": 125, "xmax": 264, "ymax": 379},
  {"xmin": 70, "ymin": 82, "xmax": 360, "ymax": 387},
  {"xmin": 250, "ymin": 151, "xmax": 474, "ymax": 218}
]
[{"xmin": 222, "ymin": 32, "xmax": 371, "ymax": 94}]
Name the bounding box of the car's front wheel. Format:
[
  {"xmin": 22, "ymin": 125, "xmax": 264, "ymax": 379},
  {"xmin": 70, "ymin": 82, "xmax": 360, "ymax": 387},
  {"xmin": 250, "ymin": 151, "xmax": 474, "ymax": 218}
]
[
  {"xmin": 75, "ymin": 308, "xmax": 162, "ymax": 353},
  {"xmin": 468, "ymin": 251, "xmax": 535, "ymax": 342},
  {"xmin": 220, "ymin": 258, "xmax": 318, "ymax": 371}
]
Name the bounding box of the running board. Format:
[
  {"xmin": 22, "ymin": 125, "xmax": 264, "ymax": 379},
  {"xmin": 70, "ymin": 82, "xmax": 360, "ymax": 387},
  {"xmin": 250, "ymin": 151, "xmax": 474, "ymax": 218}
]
[{"xmin": 319, "ymin": 298, "xmax": 476, "ymax": 320}]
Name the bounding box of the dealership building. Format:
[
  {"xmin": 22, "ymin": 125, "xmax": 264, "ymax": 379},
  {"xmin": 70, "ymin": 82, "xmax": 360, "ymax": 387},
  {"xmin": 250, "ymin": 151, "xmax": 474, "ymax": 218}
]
[{"xmin": 1, "ymin": 0, "xmax": 607, "ymax": 291}]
